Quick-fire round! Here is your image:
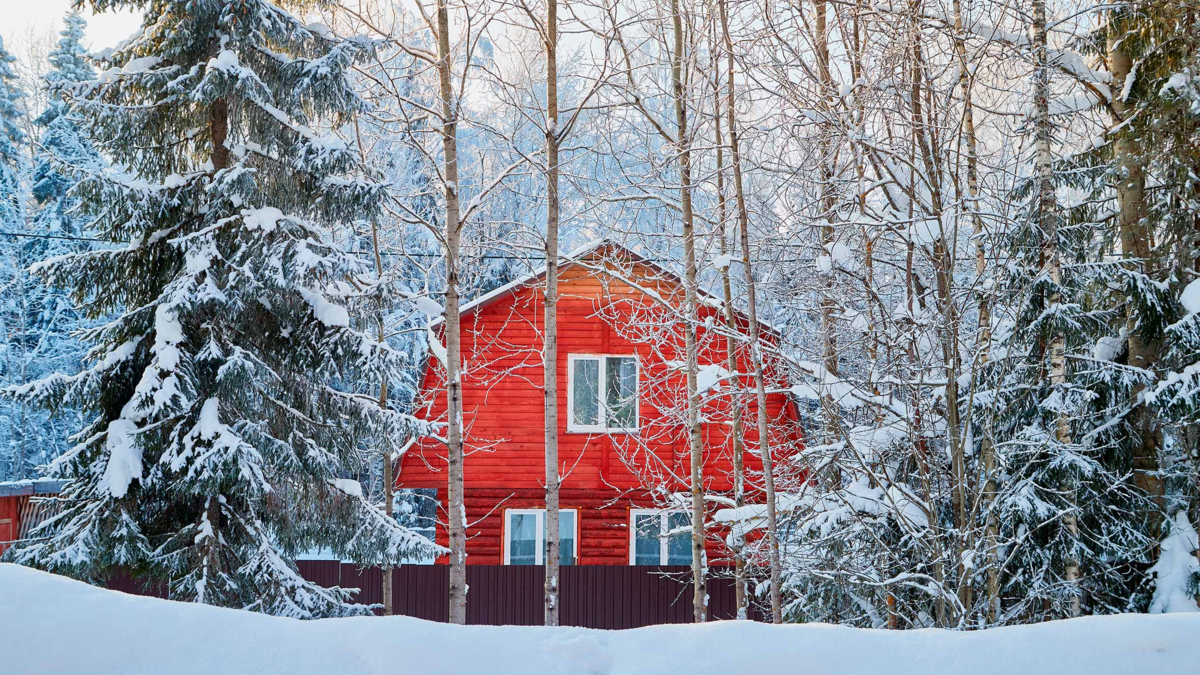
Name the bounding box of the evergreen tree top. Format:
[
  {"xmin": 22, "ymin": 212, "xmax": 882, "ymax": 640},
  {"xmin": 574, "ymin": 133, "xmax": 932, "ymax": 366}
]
[
  {"xmin": 45, "ymin": 13, "xmax": 96, "ymax": 97},
  {"xmin": 32, "ymin": 12, "xmax": 101, "ymax": 230},
  {"xmin": 0, "ymin": 35, "xmax": 26, "ymax": 165}
]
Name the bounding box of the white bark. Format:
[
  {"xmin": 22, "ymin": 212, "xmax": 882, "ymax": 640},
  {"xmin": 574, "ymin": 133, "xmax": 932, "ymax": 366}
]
[
  {"xmin": 1032, "ymin": 0, "xmax": 1078, "ymax": 618},
  {"xmin": 542, "ymin": 0, "xmax": 562, "ymax": 627},
  {"xmin": 665, "ymin": 0, "xmax": 708, "ymax": 623},
  {"xmin": 723, "ymin": 0, "xmax": 783, "ymax": 624},
  {"xmin": 952, "ymin": 0, "xmax": 997, "ymax": 625},
  {"xmin": 431, "ymin": 0, "xmax": 468, "ymax": 624},
  {"xmin": 712, "ymin": 0, "xmax": 747, "ymax": 619}
]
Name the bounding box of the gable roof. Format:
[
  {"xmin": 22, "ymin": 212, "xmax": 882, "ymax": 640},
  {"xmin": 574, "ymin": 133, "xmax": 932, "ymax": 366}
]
[
  {"xmin": 430, "ymin": 238, "xmax": 776, "ymax": 333},
  {"xmin": 428, "ymin": 238, "xmax": 615, "ymax": 327}
]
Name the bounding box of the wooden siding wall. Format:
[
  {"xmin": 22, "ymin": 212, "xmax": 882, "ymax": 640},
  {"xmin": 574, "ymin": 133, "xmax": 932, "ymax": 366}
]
[
  {"xmin": 400, "ymin": 248, "xmax": 805, "ymax": 566},
  {"xmin": 422, "ymin": 486, "xmax": 752, "ymax": 566},
  {"xmin": 0, "ymin": 495, "xmax": 22, "ymax": 555},
  {"xmin": 1, "ymin": 495, "xmax": 67, "ymax": 556}
]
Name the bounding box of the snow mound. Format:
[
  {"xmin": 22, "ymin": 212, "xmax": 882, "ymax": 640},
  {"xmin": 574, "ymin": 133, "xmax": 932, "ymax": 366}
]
[
  {"xmin": 413, "ymin": 295, "xmax": 444, "ymax": 317},
  {"xmin": 329, "ymin": 478, "xmax": 363, "ymax": 498},
  {"xmin": 1149, "ymin": 512, "xmax": 1200, "ymax": 614},
  {"xmin": 100, "ymin": 418, "xmax": 141, "ymax": 498},
  {"xmin": 297, "ymin": 287, "xmax": 350, "ymax": 328},
  {"xmin": 1181, "ymin": 278, "xmax": 1200, "ymax": 316},
  {"xmin": 2, "ymin": 564, "xmax": 1198, "ymax": 675},
  {"xmin": 696, "ymin": 363, "xmax": 731, "ymax": 395}
]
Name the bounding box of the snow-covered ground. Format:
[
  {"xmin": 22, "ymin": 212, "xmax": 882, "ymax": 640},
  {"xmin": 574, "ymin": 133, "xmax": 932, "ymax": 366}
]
[{"xmin": 1, "ymin": 564, "xmax": 1197, "ymax": 675}]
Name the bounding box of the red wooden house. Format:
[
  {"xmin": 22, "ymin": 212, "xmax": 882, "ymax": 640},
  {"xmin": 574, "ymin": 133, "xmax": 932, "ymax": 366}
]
[{"xmin": 397, "ymin": 240, "xmax": 803, "ymax": 573}]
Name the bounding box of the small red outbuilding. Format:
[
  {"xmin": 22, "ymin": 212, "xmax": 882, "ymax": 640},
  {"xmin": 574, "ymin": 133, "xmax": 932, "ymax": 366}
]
[{"xmin": 0, "ymin": 480, "xmax": 66, "ymax": 556}]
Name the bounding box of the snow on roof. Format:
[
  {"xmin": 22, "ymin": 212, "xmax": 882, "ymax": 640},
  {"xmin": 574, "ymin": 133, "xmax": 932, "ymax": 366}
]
[
  {"xmin": 429, "ymin": 238, "xmax": 780, "ymax": 333},
  {"xmin": 0, "ymin": 480, "xmax": 68, "ymax": 498},
  {"xmin": 428, "ymin": 238, "xmax": 613, "ymax": 328}
]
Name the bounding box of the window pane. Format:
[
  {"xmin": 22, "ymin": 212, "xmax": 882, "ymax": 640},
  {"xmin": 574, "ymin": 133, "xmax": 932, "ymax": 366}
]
[
  {"xmin": 666, "ymin": 512, "xmax": 691, "ymax": 565},
  {"xmin": 509, "ymin": 513, "xmax": 538, "ymax": 565},
  {"xmin": 605, "ymin": 357, "xmax": 638, "ymax": 428},
  {"xmin": 633, "ymin": 514, "xmax": 661, "ymax": 565},
  {"xmin": 395, "ymin": 488, "xmax": 439, "ymax": 530},
  {"xmin": 397, "ymin": 488, "xmax": 440, "ymax": 565},
  {"xmin": 557, "ymin": 511, "xmax": 576, "ymax": 566},
  {"xmin": 572, "ymin": 359, "xmax": 600, "ymax": 426}
]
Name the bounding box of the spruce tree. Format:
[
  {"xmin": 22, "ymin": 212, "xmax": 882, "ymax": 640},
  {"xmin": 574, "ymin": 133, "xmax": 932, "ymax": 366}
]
[
  {"xmin": 1108, "ymin": 0, "xmax": 1200, "ymax": 551},
  {"xmin": 0, "ymin": 34, "xmax": 24, "ymax": 249},
  {"xmin": 32, "ymin": 12, "xmax": 99, "ymax": 238},
  {"xmin": 0, "ymin": 36, "xmax": 22, "ymax": 179},
  {"xmin": 5, "ymin": 0, "xmax": 438, "ymax": 617},
  {"xmin": 978, "ymin": 8, "xmax": 1158, "ymax": 617},
  {"xmin": 0, "ymin": 13, "xmax": 101, "ymax": 481},
  {"xmin": 0, "ymin": 34, "xmax": 31, "ymax": 480}
]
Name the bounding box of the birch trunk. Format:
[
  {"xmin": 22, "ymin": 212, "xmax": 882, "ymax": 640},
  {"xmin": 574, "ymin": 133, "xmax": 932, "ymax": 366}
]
[
  {"xmin": 814, "ymin": 0, "xmax": 840, "ymax": 442},
  {"xmin": 381, "ymin": 422, "xmax": 394, "ymax": 615},
  {"xmin": 667, "ymin": 0, "xmax": 707, "ymax": 623},
  {"xmin": 898, "ymin": 3, "xmax": 948, "ymax": 626},
  {"xmin": 847, "ymin": 2, "xmax": 896, "ymax": 625},
  {"xmin": 371, "ymin": 218, "xmax": 395, "ymax": 616},
  {"xmin": 433, "ymin": 0, "xmax": 468, "ymax": 625},
  {"xmin": 1033, "ymin": 0, "xmax": 1079, "ymax": 617},
  {"xmin": 914, "ymin": 0, "xmax": 965, "ymax": 623},
  {"xmin": 952, "ymin": 0, "xmax": 998, "ymax": 624},
  {"xmin": 710, "ymin": 3, "xmax": 747, "ymax": 616},
  {"xmin": 950, "ymin": 0, "xmax": 998, "ymax": 619},
  {"xmin": 721, "ymin": 0, "xmax": 782, "ymax": 623},
  {"xmin": 543, "ymin": 0, "xmax": 562, "ymax": 627},
  {"xmin": 814, "ymin": 7, "xmax": 847, "ymax": 621}
]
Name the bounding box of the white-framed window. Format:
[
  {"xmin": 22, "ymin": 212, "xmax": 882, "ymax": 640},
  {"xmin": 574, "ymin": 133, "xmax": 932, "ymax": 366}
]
[
  {"xmin": 629, "ymin": 509, "xmax": 692, "ymax": 565},
  {"xmin": 503, "ymin": 508, "xmax": 578, "ymax": 565},
  {"xmin": 567, "ymin": 354, "xmax": 639, "ymax": 433}
]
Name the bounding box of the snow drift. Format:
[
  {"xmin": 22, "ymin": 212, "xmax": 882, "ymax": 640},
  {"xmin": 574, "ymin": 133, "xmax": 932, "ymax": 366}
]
[{"xmin": 1, "ymin": 563, "xmax": 1197, "ymax": 675}]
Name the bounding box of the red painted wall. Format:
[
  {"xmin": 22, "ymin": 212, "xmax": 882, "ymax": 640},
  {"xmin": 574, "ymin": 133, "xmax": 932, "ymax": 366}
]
[
  {"xmin": 398, "ymin": 245, "xmax": 804, "ymax": 565},
  {"xmin": 0, "ymin": 496, "xmax": 25, "ymax": 555}
]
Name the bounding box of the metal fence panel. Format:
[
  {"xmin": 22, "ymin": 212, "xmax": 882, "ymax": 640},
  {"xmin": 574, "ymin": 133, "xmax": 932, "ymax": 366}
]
[{"xmin": 103, "ymin": 563, "xmax": 763, "ymax": 627}]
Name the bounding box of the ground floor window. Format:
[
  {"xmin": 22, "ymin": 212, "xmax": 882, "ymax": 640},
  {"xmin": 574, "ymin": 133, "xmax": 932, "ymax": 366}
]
[
  {"xmin": 630, "ymin": 509, "xmax": 691, "ymax": 565},
  {"xmin": 503, "ymin": 509, "xmax": 577, "ymax": 565}
]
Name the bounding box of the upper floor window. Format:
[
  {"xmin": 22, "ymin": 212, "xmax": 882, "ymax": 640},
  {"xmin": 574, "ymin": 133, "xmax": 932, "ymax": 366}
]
[
  {"xmin": 630, "ymin": 509, "xmax": 691, "ymax": 565},
  {"xmin": 504, "ymin": 508, "xmax": 577, "ymax": 565},
  {"xmin": 568, "ymin": 355, "xmax": 639, "ymax": 432}
]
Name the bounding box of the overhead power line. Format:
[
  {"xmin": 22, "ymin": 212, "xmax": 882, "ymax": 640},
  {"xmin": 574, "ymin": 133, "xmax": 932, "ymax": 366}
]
[
  {"xmin": 0, "ymin": 230, "xmax": 808, "ymax": 265},
  {"xmin": 0, "ymin": 230, "xmax": 520, "ymax": 260}
]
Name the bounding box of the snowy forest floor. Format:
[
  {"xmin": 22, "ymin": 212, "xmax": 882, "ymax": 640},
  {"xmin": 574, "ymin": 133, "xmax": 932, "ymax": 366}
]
[{"xmin": 1, "ymin": 564, "xmax": 1196, "ymax": 675}]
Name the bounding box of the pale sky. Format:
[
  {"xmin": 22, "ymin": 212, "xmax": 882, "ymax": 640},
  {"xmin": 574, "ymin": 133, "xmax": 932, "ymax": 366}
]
[{"xmin": 4, "ymin": 2, "xmax": 142, "ymax": 57}]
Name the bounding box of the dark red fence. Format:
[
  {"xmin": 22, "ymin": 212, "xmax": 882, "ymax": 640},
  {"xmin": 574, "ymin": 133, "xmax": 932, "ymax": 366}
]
[
  {"xmin": 295, "ymin": 562, "xmax": 762, "ymax": 627},
  {"xmin": 103, "ymin": 563, "xmax": 762, "ymax": 627}
]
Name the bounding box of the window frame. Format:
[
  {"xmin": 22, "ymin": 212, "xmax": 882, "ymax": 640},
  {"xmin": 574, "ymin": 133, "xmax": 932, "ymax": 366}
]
[
  {"xmin": 501, "ymin": 508, "xmax": 580, "ymax": 565},
  {"xmin": 566, "ymin": 353, "xmax": 641, "ymax": 434},
  {"xmin": 628, "ymin": 508, "xmax": 692, "ymax": 565}
]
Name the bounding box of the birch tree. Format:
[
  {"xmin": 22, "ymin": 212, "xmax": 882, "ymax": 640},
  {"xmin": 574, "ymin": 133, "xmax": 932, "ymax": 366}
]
[{"xmin": 541, "ymin": 0, "xmax": 563, "ymax": 627}]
